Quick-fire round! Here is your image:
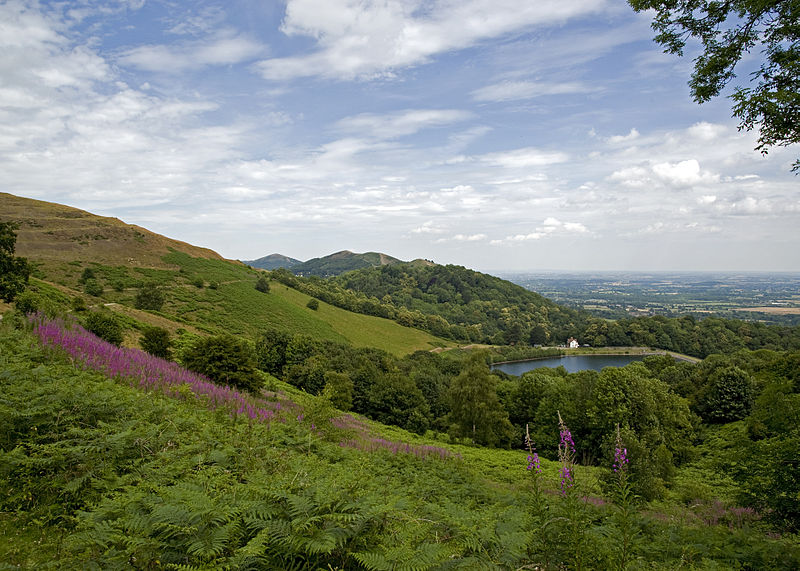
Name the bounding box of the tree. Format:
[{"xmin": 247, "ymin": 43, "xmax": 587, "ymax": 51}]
[
  {"xmin": 140, "ymin": 326, "xmax": 172, "ymax": 360},
  {"xmin": 447, "ymin": 353, "xmax": 514, "ymax": 447},
  {"xmin": 182, "ymin": 335, "xmax": 262, "ymax": 393},
  {"xmin": 134, "ymin": 283, "xmax": 165, "ymax": 311},
  {"xmin": 629, "ymin": 0, "xmax": 800, "ymax": 171},
  {"xmin": 255, "ymin": 275, "xmax": 270, "ymax": 293},
  {"xmin": 0, "ymin": 221, "xmax": 31, "ymax": 302},
  {"xmin": 700, "ymin": 365, "xmax": 755, "ymax": 423}
]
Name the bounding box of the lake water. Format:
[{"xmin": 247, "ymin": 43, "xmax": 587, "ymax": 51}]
[{"xmin": 492, "ymin": 354, "xmax": 646, "ymax": 376}]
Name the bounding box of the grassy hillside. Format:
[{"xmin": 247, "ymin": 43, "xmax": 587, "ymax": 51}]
[
  {"xmin": 2, "ymin": 320, "xmax": 798, "ymax": 569},
  {"xmin": 1, "ymin": 193, "xmax": 450, "ymax": 355},
  {"xmin": 0, "ymin": 192, "xmax": 222, "ymax": 270}
]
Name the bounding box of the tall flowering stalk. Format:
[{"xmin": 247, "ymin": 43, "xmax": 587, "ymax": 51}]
[
  {"xmin": 611, "ymin": 425, "xmax": 637, "ymax": 571},
  {"xmin": 525, "ymin": 424, "xmax": 545, "ymax": 516},
  {"xmin": 557, "ymin": 411, "xmax": 576, "ymax": 497},
  {"xmin": 557, "ymin": 411, "xmax": 586, "ymax": 571}
]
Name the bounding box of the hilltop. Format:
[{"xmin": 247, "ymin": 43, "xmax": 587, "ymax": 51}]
[
  {"xmin": 0, "ymin": 192, "xmax": 222, "ymax": 270},
  {"xmin": 292, "ymin": 250, "xmax": 403, "ymax": 277},
  {"xmin": 243, "ymin": 253, "xmax": 303, "ymax": 270}
]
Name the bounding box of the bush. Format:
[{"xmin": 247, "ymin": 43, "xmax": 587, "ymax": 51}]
[
  {"xmin": 192, "ymin": 277, "xmax": 204, "ymax": 288},
  {"xmin": 83, "ymin": 312, "xmax": 123, "ymax": 346},
  {"xmin": 140, "ymin": 326, "xmax": 171, "ymax": 359},
  {"xmin": 134, "ymin": 283, "xmax": 165, "ymax": 311},
  {"xmin": 79, "ymin": 267, "xmax": 95, "ymax": 283},
  {"xmin": 83, "ymin": 279, "xmax": 103, "ymax": 297},
  {"xmin": 182, "ymin": 335, "xmax": 262, "ymax": 393},
  {"xmin": 306, "ymin": 298, "xmax": 320, "ymax": 310},
  {"xmin": 255, "ymin": 276, "xmax": 270, "ymax": 293}
]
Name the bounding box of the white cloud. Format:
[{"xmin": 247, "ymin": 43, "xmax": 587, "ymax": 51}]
[
  {"xmin": 257, "ymin": 0, "xmax": 609, "ymax": 80},
  {"xmin": 480, "ymin": 147, "xmax": 569, "ymax": 168},
  {"xmin": 652, "ymin": 159, "xmax": 719, "ymax": 187},
  {"xmin": 472, "ymin": 80, "xmax": 590, "ymax": 102},
  {"xmin": 452, "ymin": 233, "xmax": 488, "ymax": 242},
  {"xmin": 335, "ymin": 109, "xmax": 472, "ymax": 139},
  {"xmin": 120, "ymin": 32, "xmax": 266, "ymax": 72},
  {"xmin": 607, "ymin": 128, "xmax": 639, "ymax": 144},
  {"xmin": 495, "ymin": 217, "xmax": 590, "ymax": 244}
]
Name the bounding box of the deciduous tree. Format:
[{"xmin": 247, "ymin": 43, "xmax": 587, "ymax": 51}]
[
  {"xmin": 629, "ymin": 0, "xmax": 800, "ymax": 171},
  {"xmin": 0, "ymin": 221, "xmax": 31, "ymax": 302}
]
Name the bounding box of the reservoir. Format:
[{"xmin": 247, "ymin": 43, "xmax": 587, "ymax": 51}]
[{"xmin": 492, "ymin": 354, "xmax": 647, "ymax": 376}]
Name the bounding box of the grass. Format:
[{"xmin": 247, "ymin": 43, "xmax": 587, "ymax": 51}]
[{"xmin": 19, "ymin": 249, "xmax": 453, "ymax": 356}]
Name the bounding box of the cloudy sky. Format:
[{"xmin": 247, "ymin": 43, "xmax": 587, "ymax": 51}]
[{"xmin": 2, "ymin": 0, "xmax": 798, "ymax": 272}]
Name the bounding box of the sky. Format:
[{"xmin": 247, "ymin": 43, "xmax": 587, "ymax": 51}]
[{"xmin": 1, "ymin": 0, "xmax": 798, "ymax": 272}]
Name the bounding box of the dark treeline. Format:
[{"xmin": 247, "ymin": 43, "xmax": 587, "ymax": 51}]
[{"xmin": 580, "ymin": 314, "xmax": 800, "ymax": 357}]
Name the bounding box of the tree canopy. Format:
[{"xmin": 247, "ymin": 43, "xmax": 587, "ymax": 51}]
[
  {"xmin": 629, "ymin": 0, "xmax": 800, "ymax": 171},
  {"xmin": 0, "ymin": 221, "xmax": 31, "ymax": 302}
]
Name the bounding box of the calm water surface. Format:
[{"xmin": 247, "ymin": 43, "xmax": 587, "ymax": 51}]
[{"xmin": 492, "ymin": 354, "xmax": 646, "ymax": 376}]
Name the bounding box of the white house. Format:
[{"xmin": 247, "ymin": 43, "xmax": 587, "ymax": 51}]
[{"xmin": 567, "ymin": 337, "xmax": 579, "ymax": 349}]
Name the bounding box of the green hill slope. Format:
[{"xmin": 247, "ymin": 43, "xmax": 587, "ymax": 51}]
[
  {"xmin": 293, "ymin": 250, "xmax": 403, "ymax": 277},
  {"xmin": 1, "ymin": 193, "xmax": 450, "ymax": 355},
  {"xmin": 333, "ymin": 262, "xmax": 591, "ymax": 344}
]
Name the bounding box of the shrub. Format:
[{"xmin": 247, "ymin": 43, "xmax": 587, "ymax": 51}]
[
  {"xmin": 140, "ymin": 326, "xmax": 171, "ymax": 359},
  {"xmin": 83, "ymin": 312, "xmax": 124, "ymax": 346},
  {"xmin": 71, "ymin": 296, "xmax": 87, "ymax": 312},
  {"xmin": 14, "ymin": 291, "xmax": 40, "ymax": 315},
  {"xmin": 83, "ymin": 279, "xmax": 103, "ymax": 297},
  {"xmin": 306, "ymin": 298, "xmax": 320, "ymax": 310},
  {"xmin": 182, "ymin": 335, "xmax": 263, "ymax": 393},
  {"xmin": 255, "ymin": 275, "xmax": 270, "ymax": 293},
  {"xmin": 134, "ymin": 283, "xmax": 165, "ymax": 311}
]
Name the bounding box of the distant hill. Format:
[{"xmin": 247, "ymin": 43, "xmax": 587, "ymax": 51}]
[
  {"xmin": 0, "ymin": 192, "xmax": 223, "ymax": 270},
  {"xmin": 243, "ymin": 253, "xmax": 303, "ymax": 270},
  {"xmin": 292, "ymin": 250, "xmax": 403, "ymax": 277}
]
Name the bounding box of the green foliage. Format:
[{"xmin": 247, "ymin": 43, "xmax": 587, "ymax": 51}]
[
  {"xmin": 134, "ymin": 282, "xmax": 165, "ymax": 311},
  {"xmin": 0, "ymin": 221, "xmax": 31, "ymax": 302},
  {"xmin": 323, "ymin": 371, "xmax": 353, "ymax": 411},
  {"xmin": 83, "ymin": 278, "xmax": 103, "ymax": 297},
  {"xmin": 13, "ymin": 290, "xmax": 40, "ymax": 316},
  {"xmin": 3, "ymin": 323, "xmax": 800, "ymax": 569},
  {"xmin": 255, "ymin": 275, "xmax": 270, "ymax": 293},
  {"xmin": 629, "ymin": 0, "xmax": 800, "ymax": 171},
  {"xmin": 306, "ymin": 298, "xmax": 319, "ymax": 310},
  {"xmin": 79, "ymin": 267, "xmax": 95, "ymax": 283},
  {"xmin": 182, "ymin": 334, "xmax": 263, "ymax": 393},
  {"xmin": 447, "ymin": 353, "xmax": 514, "ymax": 447},
  {"xmin": 83, "ymin": 311, "xmax": 124, "ymax": 346},
  {"xmin": 700, "ymin": 365, "xmax": 755, "ymax": 423},
  {"xmin": 140, "ymin": 326, "xmax": 171, "ymax": 359},
  {"xmin": 327, "ymin": 262, "xmax": 588, "ymax": 343},
  {"xmin": 71, "ymin": 296, "xmax": 87, "ymax": 312}
]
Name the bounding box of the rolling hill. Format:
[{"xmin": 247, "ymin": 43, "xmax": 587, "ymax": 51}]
[
  {"xmin": 242, "ymin": 253, "xmax": 303, "ymax": 270},
  {"xmin": 292, "ymin": 250, "xmax": 403, "ymax": 277},
  {"xmin": 0, "ymin": 193, "xmax": 451, "ymax": 355}
]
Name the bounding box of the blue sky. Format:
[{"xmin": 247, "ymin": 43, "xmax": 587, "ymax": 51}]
[{"xmin": 2, "ymin": 0, "xmax": 798, "ymax": 272}]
